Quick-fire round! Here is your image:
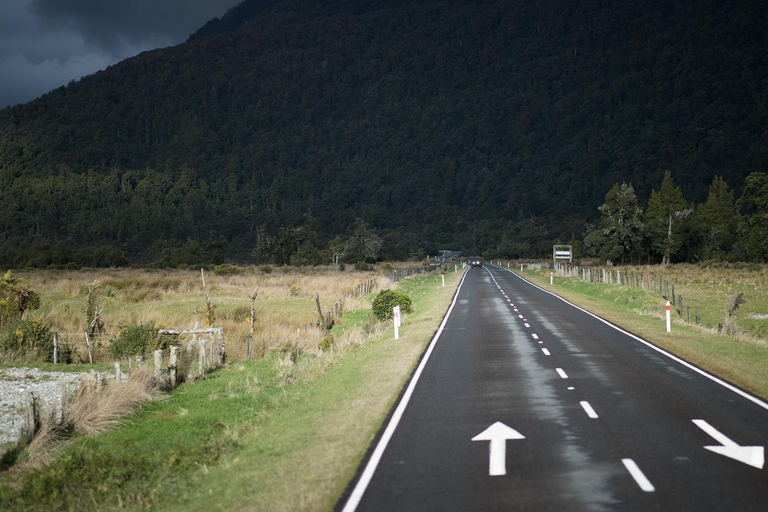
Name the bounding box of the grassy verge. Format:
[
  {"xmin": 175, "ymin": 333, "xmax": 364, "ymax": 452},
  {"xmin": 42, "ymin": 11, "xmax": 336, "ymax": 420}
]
[
  {"xmin": 0, "ymin": 268, "xmax": 464, "ymax": 511},
  {"xmin": 517, "ymin": 267, "xmax": 768, "ymax": 400}
]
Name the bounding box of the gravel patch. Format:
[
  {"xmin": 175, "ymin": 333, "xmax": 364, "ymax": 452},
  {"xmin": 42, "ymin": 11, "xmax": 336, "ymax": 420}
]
[{"xmin": 0, "ymin": 368, "xmax": 90, "ymax": 445}]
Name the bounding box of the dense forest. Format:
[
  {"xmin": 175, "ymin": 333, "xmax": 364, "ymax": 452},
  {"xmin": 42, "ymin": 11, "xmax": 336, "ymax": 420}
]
[{"xmin": 1, "ymin": 0, "xmax": 767, "ymax": 267}]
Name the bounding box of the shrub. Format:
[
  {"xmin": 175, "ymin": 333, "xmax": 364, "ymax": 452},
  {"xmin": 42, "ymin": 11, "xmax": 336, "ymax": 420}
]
[
  {"xmin": 355, "ymin": 262, "xmax": 372, "ymax": 271},
  {"xmin": 318, "ymin": 332, "xmax": 335, "ymax": 352},
  {"xmin": 380, "ymin": 262, "xmax": 395, "ymax": 274},
  {"xmin": 372, "ymin": 289, "xmax": 413, "ymax": 321},
  {"xmin": 259, "ymin": 265, "xmax": 273, "ymax": 274},
  {"xmin": 213, "ymin": 264, "xmax": 241, "ymax": 276},
  {"xmin": 0, "ymin": 318, "xmax": 55, "ymax": 362},
  {"xmin": 289, "ymin": 284, "xmax": 302, "ymax": 297},
  {"xmin": 107, "ymin": 323, "xmax": 171, "ymax": 360}
]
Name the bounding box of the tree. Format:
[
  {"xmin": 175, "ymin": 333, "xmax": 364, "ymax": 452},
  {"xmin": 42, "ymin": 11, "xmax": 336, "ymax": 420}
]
[
  {"xmin": 697, "ymin": 176, "xmax": 737, "ymax": 261},
  {"xmin": 345, "ymin": 219, "xmax": 382, "ymax": 263},
  {"xmin": 0, "ymin": 271, "xmax": 40, "ymax": 325},
  {"xmin": 738, "ymin": 172, "xmax": 768, "ymax": 261},
  {"xmin": 644, "ymin": 171, "xmax": 691, "ymax": 265},
  {"xmin": 583, "ymin": 183, "xmax": 643, "ymax": 265},
  {"xmin": 329, "ymin": 236, "xmax": 346, "ymax": 272}
]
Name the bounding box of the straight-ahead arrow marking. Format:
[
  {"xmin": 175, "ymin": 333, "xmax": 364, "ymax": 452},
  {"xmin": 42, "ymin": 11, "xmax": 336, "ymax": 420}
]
[
  {"xmin": 693, "ymin": 419, "xmax": 764, "ymax": 469},
  {"xmin": 472, "ymin": 422, "xmax": 525, "ymax": 476}
]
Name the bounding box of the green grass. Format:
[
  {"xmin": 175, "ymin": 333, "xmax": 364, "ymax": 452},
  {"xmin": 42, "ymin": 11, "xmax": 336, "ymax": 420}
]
[
  {"xmin": 0, "ymin": 269, "xmax": 464, "ymax": 511},
  {"xmin": 518, "ymin": 266, "xmax": 768, "ymax": 400}
]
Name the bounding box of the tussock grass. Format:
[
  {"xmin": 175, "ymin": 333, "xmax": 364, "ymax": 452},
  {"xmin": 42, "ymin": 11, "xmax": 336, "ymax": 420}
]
[
  {"xmin": 23, "ymin": 266, "xmax": 392, "ymax": 361},
  {"xmin": 69, "ymin": 369, "xmax": 162, "ymax": 437}
]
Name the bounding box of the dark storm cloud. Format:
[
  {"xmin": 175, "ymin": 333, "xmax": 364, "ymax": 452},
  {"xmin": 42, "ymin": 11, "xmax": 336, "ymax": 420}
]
[
  {"xmin": 30, "ymin": 0, "xmax": 237, "ymax": 56},
  {"xmin": 0, "ymin": 0, "xmax": 240, "ymax": 109}
]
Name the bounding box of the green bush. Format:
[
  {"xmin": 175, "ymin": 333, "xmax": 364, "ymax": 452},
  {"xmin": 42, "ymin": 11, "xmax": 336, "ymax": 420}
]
[
  {"xmin": 354, "ymin": 262, "xmax": 372, "ymax": 271},
  {"xmin": 318, "ymin": 332, "xmax": 335, "ymax": 352},
  {"xmin": 259, "ymin": 265, "xmax": 273, "ymax": 274},
  {"xmin": 213, "ymin": 264, "xmax": 241, "ymax": 276},
  {"xmin": 371, "ymin": 289, "xmax": 413, "ymax": 321},
  {"xmin": 0, "ymin": 318, "xmax": 61, "ymax": 362},
  {"xmin": 107, "ymin": 322, "xmax": 171, "ymax": 360}
]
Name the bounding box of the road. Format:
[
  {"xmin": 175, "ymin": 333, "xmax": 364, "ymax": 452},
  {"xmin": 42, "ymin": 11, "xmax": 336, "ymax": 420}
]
[{"xmin": 339, "ymin": 264, "xmax": 768, "ymax": 511}]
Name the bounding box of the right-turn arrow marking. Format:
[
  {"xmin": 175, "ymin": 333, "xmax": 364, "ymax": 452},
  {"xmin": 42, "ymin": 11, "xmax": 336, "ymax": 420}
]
[{"xmin": 693, "ymin": 419, "xmax": 764, "ymax": 469}]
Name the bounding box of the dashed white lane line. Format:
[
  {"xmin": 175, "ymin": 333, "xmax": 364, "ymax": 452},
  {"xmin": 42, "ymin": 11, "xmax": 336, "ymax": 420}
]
[
  {"xmin": 524, "ymin": 323, "xmax": 530, "ymax": 328},
  {"xmin": 556, "ymin": 368, "xmax": 568, "ymax": 379},
  {"xmin": 532, "ymin": 334, "xmax": 539, "ymax": 339},
  {"xmin": 541, "ymin": 348, "xmax": 551, "ymax": 356},
  {"xmin": 567, "ymin": 386, "xmax": 575, "ymax": 390},
  {"xmin": 580, "ymin": 401, "xmax": 599, "ymax": 419},
  {"xmin": 622, "ymin": 459, "xmax": 655, "ymax": 492},
  {"xmin": 518, "ymin": 315, "xmax": 523, "ymax": 319}
]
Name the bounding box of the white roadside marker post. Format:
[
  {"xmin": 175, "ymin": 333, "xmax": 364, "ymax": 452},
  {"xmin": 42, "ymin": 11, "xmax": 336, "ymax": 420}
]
[
  {"xmin": 666, "ymin": 301, "xmax": 671, "ymax": 332},
  {"xmin": 550, "ymin": 271, "xmax": 554, "ymax": 285},
  {"xmin": 393, "ymin": 305, "xmax": 401, "ymax": 339},
  {"xmin": 442, "ymin": 274, "xmax": 445, "ymax": 287}
]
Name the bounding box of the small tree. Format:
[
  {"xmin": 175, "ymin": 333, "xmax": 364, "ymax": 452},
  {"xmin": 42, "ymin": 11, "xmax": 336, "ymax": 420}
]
[
  {"xmin": 0, "ymin": 271, "xmax": 41, "ymax": 325},
  {"xmin": 644, "ymin": 171, "xmax": 691, "ymax": 265},
  {"xmin": 583, "ymin": 183, "xmax": 643, "ymax": 264},
  {"xmin": 84, "ymin": 280, "xmax": 104, "ymax": 335},
  {"xmin": 697, "ymin": 176, "xmax": 737, "ymax": 261}
]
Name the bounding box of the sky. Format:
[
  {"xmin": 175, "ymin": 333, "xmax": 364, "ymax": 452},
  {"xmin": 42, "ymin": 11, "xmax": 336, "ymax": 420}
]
[{"xmin": 0, "ymin": 0, "xmax": 241, "ymax": 109}]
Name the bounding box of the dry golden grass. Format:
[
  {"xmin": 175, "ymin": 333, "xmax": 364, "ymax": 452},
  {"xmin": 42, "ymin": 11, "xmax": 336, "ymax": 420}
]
[
  {"xmin": 69, "ymin": 369, "xmax": 162, "ymax": 437},
  {"xmin": 22, "ymin": 265, "xmax": 394, "ymax": 362}
]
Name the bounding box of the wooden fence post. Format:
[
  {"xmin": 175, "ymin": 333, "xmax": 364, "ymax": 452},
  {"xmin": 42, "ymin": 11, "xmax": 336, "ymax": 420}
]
[
  {"xmin": 53, "ymin": 333, "xmax": 59, "ymax": 364},
  {"xmin": 217, "ymin": 327, "xmax": 225, "ymax": 364},
  {"xmin": 60, "ymin": 384, "xmax": 69, "ymax": 426},
  {"xmin": 85, "ymin": 332, "xmax": 93, "ymax": 364},
  {"xmin": 115, "ymin": 362, "xmax": 122, "ymax": 383}
]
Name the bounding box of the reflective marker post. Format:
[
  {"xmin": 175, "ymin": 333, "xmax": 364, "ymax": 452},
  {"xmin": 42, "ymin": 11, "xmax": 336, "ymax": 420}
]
[
  {"xmin": 550, "ymin": 272, "xmax": 554, "ymax": 285},
  {"xmin": 666, "ymin": 301, "xmax": 671, "ymax": 332},
  {"xmin": 393, "ymin": 305, "xmax": 401, "ymax": 339}
]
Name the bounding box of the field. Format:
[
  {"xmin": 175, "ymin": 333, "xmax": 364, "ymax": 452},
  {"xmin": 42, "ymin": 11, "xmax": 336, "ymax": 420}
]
[{"xmin": 18, "ymin": 265, "xmax": 396, "ymax": 363}]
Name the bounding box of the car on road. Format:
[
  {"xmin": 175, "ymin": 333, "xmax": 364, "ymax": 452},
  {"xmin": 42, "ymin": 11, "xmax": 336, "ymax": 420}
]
[{"xmin": 471, "ymin": 259, "xmax": 483, "ymax": 267}]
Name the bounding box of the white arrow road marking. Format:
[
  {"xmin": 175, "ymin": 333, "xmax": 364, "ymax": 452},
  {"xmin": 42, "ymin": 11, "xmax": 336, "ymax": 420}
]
[
  {"xmin": 692, "ymin": 419, "xmax": 765, "ymax": 469},
  {"xmin": 622, "ymin": 459, "xmax": 655, "ymax": 492},
  {"xmin": 472, "ymin": 422, "xmax": 526, "ymax": 476},
  {"xmin": 580, "ymin": 401, "xmax": 599, "ymax": 418}
]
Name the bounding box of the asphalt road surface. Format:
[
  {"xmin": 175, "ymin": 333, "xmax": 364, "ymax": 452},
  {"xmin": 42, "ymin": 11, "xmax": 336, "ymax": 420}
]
[{"xmin": 339, "ymin": 264, "xmax": 768, "ymax": 511}]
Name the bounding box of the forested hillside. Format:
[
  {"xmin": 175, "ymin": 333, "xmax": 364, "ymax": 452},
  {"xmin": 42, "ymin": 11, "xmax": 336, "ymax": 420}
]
[{"xmin": 1, "ymin": 0, "xmax": 767, "ymax": 267}]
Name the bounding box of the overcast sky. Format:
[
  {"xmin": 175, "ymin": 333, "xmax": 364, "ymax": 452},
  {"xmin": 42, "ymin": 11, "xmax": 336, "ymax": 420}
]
[{"xmin": 0, "ymin": 0, "xmax": 241, "ymax": 109}]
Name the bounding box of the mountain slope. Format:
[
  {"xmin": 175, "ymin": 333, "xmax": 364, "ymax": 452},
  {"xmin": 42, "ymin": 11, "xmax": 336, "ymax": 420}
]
[{"xmin": 1, "ymin": 0, "xmax": 767, "ymax": 265}]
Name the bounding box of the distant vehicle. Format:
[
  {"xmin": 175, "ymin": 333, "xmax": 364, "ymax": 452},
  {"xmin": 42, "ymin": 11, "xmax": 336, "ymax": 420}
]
[{"xmin": 471, "ymin": 259, "xmax": 483, "ymax": 267}]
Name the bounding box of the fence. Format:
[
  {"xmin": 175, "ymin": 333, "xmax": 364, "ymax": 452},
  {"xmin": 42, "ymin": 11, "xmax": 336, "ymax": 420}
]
[{"xmin": 552, "ymin": 262, "xmax": 723, "ymax": 332}]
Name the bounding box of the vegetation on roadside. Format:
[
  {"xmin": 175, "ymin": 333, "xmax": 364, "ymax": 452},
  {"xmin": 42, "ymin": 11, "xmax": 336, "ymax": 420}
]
[{"xmin": 0, "ymin": 269, "xmax": 463, "ymax": 511}]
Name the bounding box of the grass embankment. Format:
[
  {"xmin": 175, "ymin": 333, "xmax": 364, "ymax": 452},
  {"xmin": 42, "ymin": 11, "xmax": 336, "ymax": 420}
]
[
  {"xmin": 517, "ymin": 265, "xmax": 768, "ymax": 400},
  {"xmin": 0, "ymin": 268, "xmax": 464, "ymax": 511}
]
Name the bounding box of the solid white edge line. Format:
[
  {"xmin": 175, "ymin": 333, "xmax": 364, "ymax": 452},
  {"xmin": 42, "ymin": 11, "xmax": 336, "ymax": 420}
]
[
  {"xmin": 556, "ymin": 368, "xmax": 568, "ymax": 379},
  {"xmin": 341, "ymin": 269, "xmax": 469, "ymax": 512},
  {"xmin": 504, "ymin": 269, "xmax": 768, "ymax": 413},
  {"xmin": 580, "ymin": 400, "xmax": 599, "ymax": 418},
  {"xmin": 622, "ymin": 458, "xmax": 655, "ymax": 492}
]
